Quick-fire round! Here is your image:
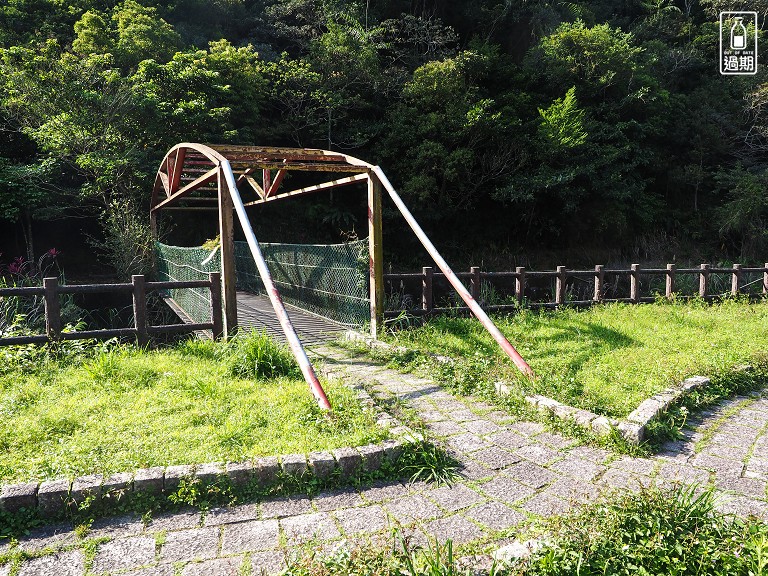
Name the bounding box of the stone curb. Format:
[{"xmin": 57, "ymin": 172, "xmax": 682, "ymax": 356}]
[
  {"xmin": 0, "ymin": 366, "xmax": 419, "ymax": 521},
  {"xmin": 344, "ymin": 330, "xmax": 720, "ymax": 447}
]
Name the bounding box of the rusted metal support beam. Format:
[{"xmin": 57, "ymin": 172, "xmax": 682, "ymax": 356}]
[
  {"xmin": 218, "ymin": 168, "xmax": 238, "ymax": 338},
  {"xmin": 243, "ymin": 174, "xmax": 367, "ymax": 207},
  {"xmin": 368, "ymin": 172, "xmax": 385, "ymax": 338},
  {"xmin": 372, "ymin": 166, "xmax": 534, "ymax": 377},
  {"xmin": 151, "ymin": 167, "xmax": 219, "ymax": 212}
]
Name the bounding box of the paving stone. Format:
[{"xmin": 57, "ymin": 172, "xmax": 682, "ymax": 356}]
[
  {"xmin": 432, "ymin": 399, "xmax": 468, "ymax": 412},
  {"xmin": 160, "ymin": 527, "xmax": 219, "ymax": 562},
  {"xmin": 714, "ymin": 492, "xmax": 768, "ymax": 518},
  {"xmin": 488, "ymin": 430, "xmax": 528, "ymax": 449},
  {"xmin": 568, "ymin": 446, "xmax": 611, "ymax": 463},
  {"xmin": 148, "ymin": 509, "xmax": 201, "ymax": 532},
  {"xmin": 656, "ymin": 462, "xmax": 710, "ymax": 486},
  {"xmin": 251, "ymin": 550, "xmax": 287, "ymax": 575},
  {"xmin": 508, "ymin": 422, "xmax": 546, "ymax": 436},
  {"xmin": 281, "ymin": 454, "xmax": 308, "ymax": 477},
  {"xmin": 0, "ymin": 482, "xmax": 37, "ymax": 514},
  {"xmin": 384, "ymin": 494, "xmax": 443, "ymax": 524},
  {"xmin": 716, "ymin": 477, "xmax": 767, "ymax": 499},
  {"xmin": 220, "ymin": 519, "xmax": 279, "ymax": 554},
  {"xmin": 515, "ymin": 444, "xmax": 561, "ymax": 465},
  {"xmin": 464, "ymin": 501, "xmax": 526, "ymax": 530},
  {"xmin": 88, "ymin": 514, "xmax": 144, "ymax": 539},
  {"xmin": 521, "ymin": 491, "xmax": 571, "ymax": 516},
  {"xmin": 164, "ymin": 465, "xmax": 194, "ymax": 492},
  {"xmin": 335, "ymin": 504, "xmax": 388, "ymax": 535},
  {"xmin": 312, "ymin": 489, "xmax": 364, "ymax": 511},
  {"xmin": 420, "ymin": 410, "xmax": 446, "ymax": 422},
  {"xmin": 92, "ymin": 536, "xmax": 157, "ymax": 573},
  {"xmin": 102, "ymin": 472, "xmax": 133, "ymax": 501},
  {"xmin": 424, "ymin": 515, "xmax": 484, "ymax": 545},
  {"xmin": 225, "ymin": 461, "xmax": 255, "ymax": 486},
  {"xmin": 599, "ymin": 468, "xmax": 652, "ymax": 491},
  {"xmin": 182, "ymin": 557, "xmax": 242, "ymax": 576},
  {"xmin": 308, "ymin": 451, "xmax": 336, "ymax": 480},
  {"xmin": 37, "ymin": 479, "xmax": 70, "ymax": 518},
  {"xmin": 702, "ymin": 443, "xmax": 751, "ymax": 461},
  {"xmin": 17, "ymin": 522, "xmax": 76, "ymax": 551},
  {"xmin": 690, "ymin": 454, "xmax": 744, "ymax": 478},
  {"xmin": 471, "ymin": 447, "xmax": 520, "ymax": 470},
  {"xmin": 479, "ymin": 476, "xmax": 536, "ymax": 503},
  {"xmin": 120, "ymin": 564, "xmax": 176, "ymax": 575},
  {"xmin": 253, "ymin": 456, "xmax": 280, "ymax": 486},
  {"xmin": 709, "ymin": 432, "xmax": 757, "ymax": 448},
  {"xmin": 134, "ymin": 467, "xmax": 164, "ymax": 494},
  {"xmin": 550, "ymin": 456, "xmax": 605, "ymax": 481},
  {"xmin": 358, "ymin": 444, "xmax": 385, "ymax": 471},
  {"xmin": 427, "ymin": 420, "xmax": 465, "ymax": 436},
  {"xmin": 533, "ymin": 432, "xmax": 576, "ymax": 450},
  {"xmin": 483, "ymin": 410, "xmax": 514, "ymax": 424},
  {"xmin": 18, "ymin": 550, "xmax": 83, "ymax": 576},
  {"xmin": 505, "ymin": 461, "xmax": 559, "ymax": 489},
  {"xmin": 281, "ymin": 512, "xmax": 341, "ymax": 545},
  {"xmin": 360, "ymin": 480, "xmax": 409, "ymax": 503},
  {"xmin": 462, "ymin": 419, "xmax": 501, "ymax": 435},
  {"xmin": 428, "ymin": 484, "xmax": 485, "ymax": 512},
  {"xmin": 448, "ymin": 409, "xmax": 479, "ymax": 422},
  {"xmin": 610, "ymin": 456, "xmax": 657, "ymax": 476},
  {"xmin": 204, "ymin": 503, "xmax": 260, "ymax": 526},
  {"xmin": 260, "ymin": 496, "xmax": 313, "ymax": 519},
  {"xmin": 545, "ymin": 473, "xmax": 600, "ymax": 499},
  {"xmin": 460, "ymin": 459, "xmax": 495, "ymax": 480},
  {"xmin": 0, "ymin": 564, "xmax": 9, "ymax": 576},
  {"xmin": 445, "ymin": 433, "xmax": 489, "ymax": 453},
  {"xmin": 745, "ymin": 457, "xmax": 768, "ymax": 480},
  {"xmin": 333, "ymin": 447, "xmax": 362, "ymax": 478}
]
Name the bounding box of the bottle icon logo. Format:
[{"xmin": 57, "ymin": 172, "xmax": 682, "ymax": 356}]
[
  {"xmin": 731, "ymin": 17, "xmax": 746, "ymax": 49},
  {"xmin": 720, "ymin": 11, "xmax": 758, "ymax": 75}
]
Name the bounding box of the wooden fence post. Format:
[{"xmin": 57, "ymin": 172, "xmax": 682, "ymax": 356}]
[
  {"xmin": 555, "ymin": 266, "xmax": 566, "ymax": 305},
  {"xmin": 132, "ymin": 275, "xmax": 148, "ymax": 346},
  {"xmin": 470, "ymin": 266, "xmax": 481, "ymax": 301},
  {"xmin": 594, "ymin": 265, "xmax": 604, "ymax": 302},
  {"xmin": 43, "ymin": 277, "xmax": 61, "ymax": 341},
  {"xmin": 218, "ymin": 169, "xmax": 238, "ymax": 339},
  {"xmin": 422, "ymin": 267, "xmax": 433, "ymax": 312},
  {"xmin": 764, "ymin": 263, "xmax": 768, "ymax": 296},
  {"xmin": 630, "ymin": 264, "xmax": 640, "ymax": 303},
  {"xmin": 666, "ymin": 264, "xmax": 675, "ymax": 299},
  {"xmin": 209, "ymin": 272, "xmax": 223, "ymax": 340},
  {"xmin": 699, "ymin": 263, "xmax": 710, "ymax": 298},
  {"xmin": 731, "ymin": 263, "xmax": 742, "ymax": 296},
  {"xmin": 368, "ymin": 172, "xmax": 385, "ymax": 338},
  {"xmin": 515, "ymin": 267, "xmax": 526, "ymax": 305}
]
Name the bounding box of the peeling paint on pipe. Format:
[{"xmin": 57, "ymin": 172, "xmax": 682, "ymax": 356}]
[
  {"xmin": 372, "ymin": 166, "xmax": 534, "ymax": 377},
  {"xmin": 221, "ymin": 160, "xmax": 333, "ymax": 410}
]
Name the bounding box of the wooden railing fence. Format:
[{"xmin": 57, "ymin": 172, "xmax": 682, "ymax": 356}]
[
  {"xmin": 384, "ymin": 263, "xmax": 768, "ymax": 317},
  {"xmin": 0, "ymin": 273, "xmax": 222, "ymax": 346}
]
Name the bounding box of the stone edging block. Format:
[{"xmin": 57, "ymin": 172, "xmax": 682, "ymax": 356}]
[{"xmin": 0, "ymin": 350, "xmax": 418, "ymax": 521}]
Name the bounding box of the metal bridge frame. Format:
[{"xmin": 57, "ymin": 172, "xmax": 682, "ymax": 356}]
[{"xmin": 150, "ymin": 144, "xmax": 533, "ymax": 410}]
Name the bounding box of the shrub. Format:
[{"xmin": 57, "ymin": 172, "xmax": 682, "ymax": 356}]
[{"xmin": 226, "ymin": 330, "xmax": 300, "ymax": 379}]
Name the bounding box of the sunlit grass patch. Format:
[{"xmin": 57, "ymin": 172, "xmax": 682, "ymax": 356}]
[
  {"xmin": 383, "ymin": 299, "xmax": 768, "ymax": 418},
  {"xmin": 0, "ymin": 332, "xmax": 387, "ymax": 484}
]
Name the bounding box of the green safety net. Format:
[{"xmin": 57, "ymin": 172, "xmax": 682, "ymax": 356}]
[{"xmin": 155, "ymin": 239, "xmax": 370, "ymax": 327}]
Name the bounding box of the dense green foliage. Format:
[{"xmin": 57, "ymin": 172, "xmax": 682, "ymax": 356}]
[
  {"xmin": 1, "ymin": 0, "xmax": 767, "ymax": 271},
  {"xmin": 380, "ymin": 299, "xmax": 768, "ymax": 418},
  {"xmin": 0, "ymin": 333, "xmax": 387, "ymax": 483}
]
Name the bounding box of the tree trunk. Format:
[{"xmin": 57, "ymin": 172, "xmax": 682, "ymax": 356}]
[{"xmin": 22, "ymin": 209, "xmax": 35, "ymax": 275}]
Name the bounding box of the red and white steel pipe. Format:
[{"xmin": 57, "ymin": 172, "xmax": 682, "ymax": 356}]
[
  {"xmin": 372, "ymin": 166, "xmax": 534, "ymax": 377},
  {"xmin": 221, "ymin": 160, "xmax": 333, "ymax": 410}
]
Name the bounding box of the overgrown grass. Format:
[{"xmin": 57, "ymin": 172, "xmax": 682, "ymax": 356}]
[
  {"xmin": 0, "ymin": 331, "xmax": 387, "ymax": 484},
  {"xmin": 283, "ymin": 485, "xmax": 768, "ymax": 576},
  {"xmin": 382, "ymin": 299, "xmax": 768, "ymax": 418}
]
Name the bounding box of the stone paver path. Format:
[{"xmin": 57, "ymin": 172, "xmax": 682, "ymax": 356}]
[{"xmin": 3, "ymin": 346, "xmax": 767, "ymax": 575}]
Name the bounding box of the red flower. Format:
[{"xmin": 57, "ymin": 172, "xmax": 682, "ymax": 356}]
[{"xmin": 46, "ymin": 248, "xmax": 61, "ymax": 257}]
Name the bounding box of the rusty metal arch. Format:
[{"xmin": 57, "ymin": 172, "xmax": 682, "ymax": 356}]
[{"xmin": 151, "ymin": 143, "xmax": 534, "ymax": 411}]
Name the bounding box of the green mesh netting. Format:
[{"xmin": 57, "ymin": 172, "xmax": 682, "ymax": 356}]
[
  {"xmin": 155, "ymin": 243, "xmax": 221, "ymax": 325},
  {"xmin": 155, "ymin": 239, "xmax": 370, "ymax": 327}
]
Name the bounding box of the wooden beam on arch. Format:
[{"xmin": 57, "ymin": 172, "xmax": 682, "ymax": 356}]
[
  {"xmin": 151, "ymin": 167, "xmax": 219, "ymax": 212},
  {"xmin": 242, "ymin": 173, "xmax": 368, "ymax": 206}
]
